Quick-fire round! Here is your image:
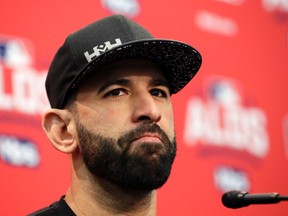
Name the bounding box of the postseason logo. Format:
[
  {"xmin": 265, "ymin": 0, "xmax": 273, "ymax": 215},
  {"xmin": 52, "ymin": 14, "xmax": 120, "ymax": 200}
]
[
  {"xmin": 0, "ymin": 35, "xmax": 45, "ymax": 168},
  {"xmin": 0, "ymin": 35, "xmax": 48, "ymax": 114},
  {"xmin": 183, "ymin": 76, "xmax": 270, "ymax": 192},
  {"xmin": 184, "ymin": 76, "xmax": 269, "ymax": 159}
]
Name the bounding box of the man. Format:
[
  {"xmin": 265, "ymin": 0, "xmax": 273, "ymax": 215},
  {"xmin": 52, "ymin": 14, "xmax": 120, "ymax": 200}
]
[{"xmin": 28, "ymin": 14, "xmax": 202, "ymax": 215}]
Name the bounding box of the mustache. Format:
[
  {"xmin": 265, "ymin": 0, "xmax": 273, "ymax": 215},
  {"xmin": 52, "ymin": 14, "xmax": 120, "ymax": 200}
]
[{"xmin": 117, "ymin": 123, "xmax": 171, "ymax": 148}]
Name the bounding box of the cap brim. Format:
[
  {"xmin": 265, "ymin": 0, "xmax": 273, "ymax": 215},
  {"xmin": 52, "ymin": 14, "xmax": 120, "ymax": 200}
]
[{"xmin": 70, "ymin": 39, "xmax": 202, "ymax": 95}]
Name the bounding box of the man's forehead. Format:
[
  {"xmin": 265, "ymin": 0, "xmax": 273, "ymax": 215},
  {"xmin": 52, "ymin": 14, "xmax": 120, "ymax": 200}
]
[
  {"xmin": 75, "ymin": 59, "xmax": 171, "ymax": 97},
  {"xmin": 78, "ymin": 59, "xmax": 170, "ymax": 91}
]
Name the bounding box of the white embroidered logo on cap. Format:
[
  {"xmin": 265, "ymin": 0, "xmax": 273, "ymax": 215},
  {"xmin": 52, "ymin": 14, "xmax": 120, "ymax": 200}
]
[{"xmin": 84, "ymin": 38, "xmax": 122, "ymax": 62}]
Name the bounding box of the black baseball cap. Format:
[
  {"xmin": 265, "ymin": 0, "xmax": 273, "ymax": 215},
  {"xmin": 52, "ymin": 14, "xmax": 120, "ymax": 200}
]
[{"xmin": 46, "ymin": 14, "xmax": 202, "ymax": 109}]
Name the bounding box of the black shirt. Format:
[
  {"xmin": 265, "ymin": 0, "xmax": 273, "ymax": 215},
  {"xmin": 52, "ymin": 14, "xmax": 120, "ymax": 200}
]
[{"xmin": 27, "ymin": 196, "xmax": 76, "ymax": 216}]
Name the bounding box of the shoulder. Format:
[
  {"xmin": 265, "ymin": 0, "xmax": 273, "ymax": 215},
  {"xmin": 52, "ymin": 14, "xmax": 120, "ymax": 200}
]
[
  {"xmin": 27, "ymin": 200, "xmax": 59, "ymax": 216},
  {"xmin": 27, "ymin": 196, "xmax": 75, "ymax": 216}
]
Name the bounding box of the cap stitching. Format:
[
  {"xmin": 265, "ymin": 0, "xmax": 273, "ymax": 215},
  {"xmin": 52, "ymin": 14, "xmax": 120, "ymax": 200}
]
[
  {"xmin": 117, "ymin": 15, "xmax": 137, "ymax": 41},
  {"xmin": 66, "ymin": 33, "xmax": 83, "ymax": 70}
]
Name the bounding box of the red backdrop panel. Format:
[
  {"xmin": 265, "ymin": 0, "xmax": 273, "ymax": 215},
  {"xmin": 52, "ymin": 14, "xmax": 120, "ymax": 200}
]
[{"xmin": 1, "ymin": 0, "xmax": 288, "ymax": 215}]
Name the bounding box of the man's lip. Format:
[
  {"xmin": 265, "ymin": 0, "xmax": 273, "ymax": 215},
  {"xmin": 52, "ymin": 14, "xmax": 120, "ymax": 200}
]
[{"xmin": 132, "ymin": 133, "xmax": 162, "ymax": 143}]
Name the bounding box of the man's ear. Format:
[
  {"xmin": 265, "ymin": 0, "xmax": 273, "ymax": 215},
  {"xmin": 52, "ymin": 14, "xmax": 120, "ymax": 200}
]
[{"xmin": 42, "ymin": 109, "xmax": 78, "ymax": 153}]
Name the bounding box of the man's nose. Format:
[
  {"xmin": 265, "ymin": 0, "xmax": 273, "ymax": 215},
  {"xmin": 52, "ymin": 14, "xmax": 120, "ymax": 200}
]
[{"xmin": 131, "ymin": 93, "xmax": 162, "ymax": 123}]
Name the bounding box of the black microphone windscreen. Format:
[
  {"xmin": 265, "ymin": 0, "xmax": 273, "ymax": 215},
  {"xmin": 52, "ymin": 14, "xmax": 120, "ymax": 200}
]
[{"xmin": 222, "ymin": 190, "xmax": 249, "ymax": 209}]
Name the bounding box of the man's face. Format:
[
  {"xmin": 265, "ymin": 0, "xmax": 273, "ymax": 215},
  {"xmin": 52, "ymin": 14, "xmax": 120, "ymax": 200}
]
[{"xmin": 73, "ymin": 59, "xmax": 176, "ymax": 191}]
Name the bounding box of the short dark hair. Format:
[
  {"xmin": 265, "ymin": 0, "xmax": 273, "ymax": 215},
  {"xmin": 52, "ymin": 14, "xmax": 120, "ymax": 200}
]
[{"xmin": 64, "ymin": 92, "xmax": 77, "ymax": 110}]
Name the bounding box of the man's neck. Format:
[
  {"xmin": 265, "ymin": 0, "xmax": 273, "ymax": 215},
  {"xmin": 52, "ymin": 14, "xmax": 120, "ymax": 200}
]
[{"xmin": 65, "ymin": 169, "xmax": 157, "ymax": 216}]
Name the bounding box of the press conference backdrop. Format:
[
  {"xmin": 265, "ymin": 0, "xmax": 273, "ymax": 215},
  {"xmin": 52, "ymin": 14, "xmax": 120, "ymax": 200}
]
[{"xmin": 1, "ymin": 0, "xmax": 288, "ymax": 215}]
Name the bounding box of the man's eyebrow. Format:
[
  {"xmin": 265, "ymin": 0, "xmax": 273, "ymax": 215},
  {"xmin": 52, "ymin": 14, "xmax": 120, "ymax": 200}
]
[
  {"xmin": 151, "ymin": 78, "xmax": 170, "ymax": 88},
  {"xmin": 97, "ymin": 78, "xmax": 170, "ymax": 93},
  {"xmin": 98, "ymin": 79, "xmax": 131, "ymax": 93}
]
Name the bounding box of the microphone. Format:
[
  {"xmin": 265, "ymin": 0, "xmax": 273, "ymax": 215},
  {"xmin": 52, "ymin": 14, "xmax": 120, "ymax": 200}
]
[{"xmin": 222, "ymin": 190, "xmax": 288, "ymax": 209}]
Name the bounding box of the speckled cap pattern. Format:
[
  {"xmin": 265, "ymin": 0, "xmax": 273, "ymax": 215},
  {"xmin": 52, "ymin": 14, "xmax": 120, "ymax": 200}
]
[{"xmin": 46, "ymin": 14, "xmax": 202, "ymax": 109}]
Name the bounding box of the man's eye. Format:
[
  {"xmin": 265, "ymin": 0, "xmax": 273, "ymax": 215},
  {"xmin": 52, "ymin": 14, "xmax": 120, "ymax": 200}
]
[
  {"xmin": 105, "ymin": 89, "xmax": 127, "ymax": 97},
  {"xmin": 150, "ymin": 89, "xmax": 167, "ymax": 98}
]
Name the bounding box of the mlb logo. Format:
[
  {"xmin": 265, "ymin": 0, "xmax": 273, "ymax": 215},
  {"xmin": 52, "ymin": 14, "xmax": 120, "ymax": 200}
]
[
  {"xmin": 205, "ymin": 76, "xmax": 243, "ymax": 107},
  {"xmin": 102, "ymin": 0, "xmax": 140, "ymax": 16},
  {"xmin": 0, "ymin": 35, "xmax": 34, "ymax": 67}
]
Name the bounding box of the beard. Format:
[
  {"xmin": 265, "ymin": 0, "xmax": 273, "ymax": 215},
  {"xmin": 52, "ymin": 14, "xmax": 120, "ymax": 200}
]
[{"xmin": 76, "ymin": 121, "xmax": 176, "ymax": 191}]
